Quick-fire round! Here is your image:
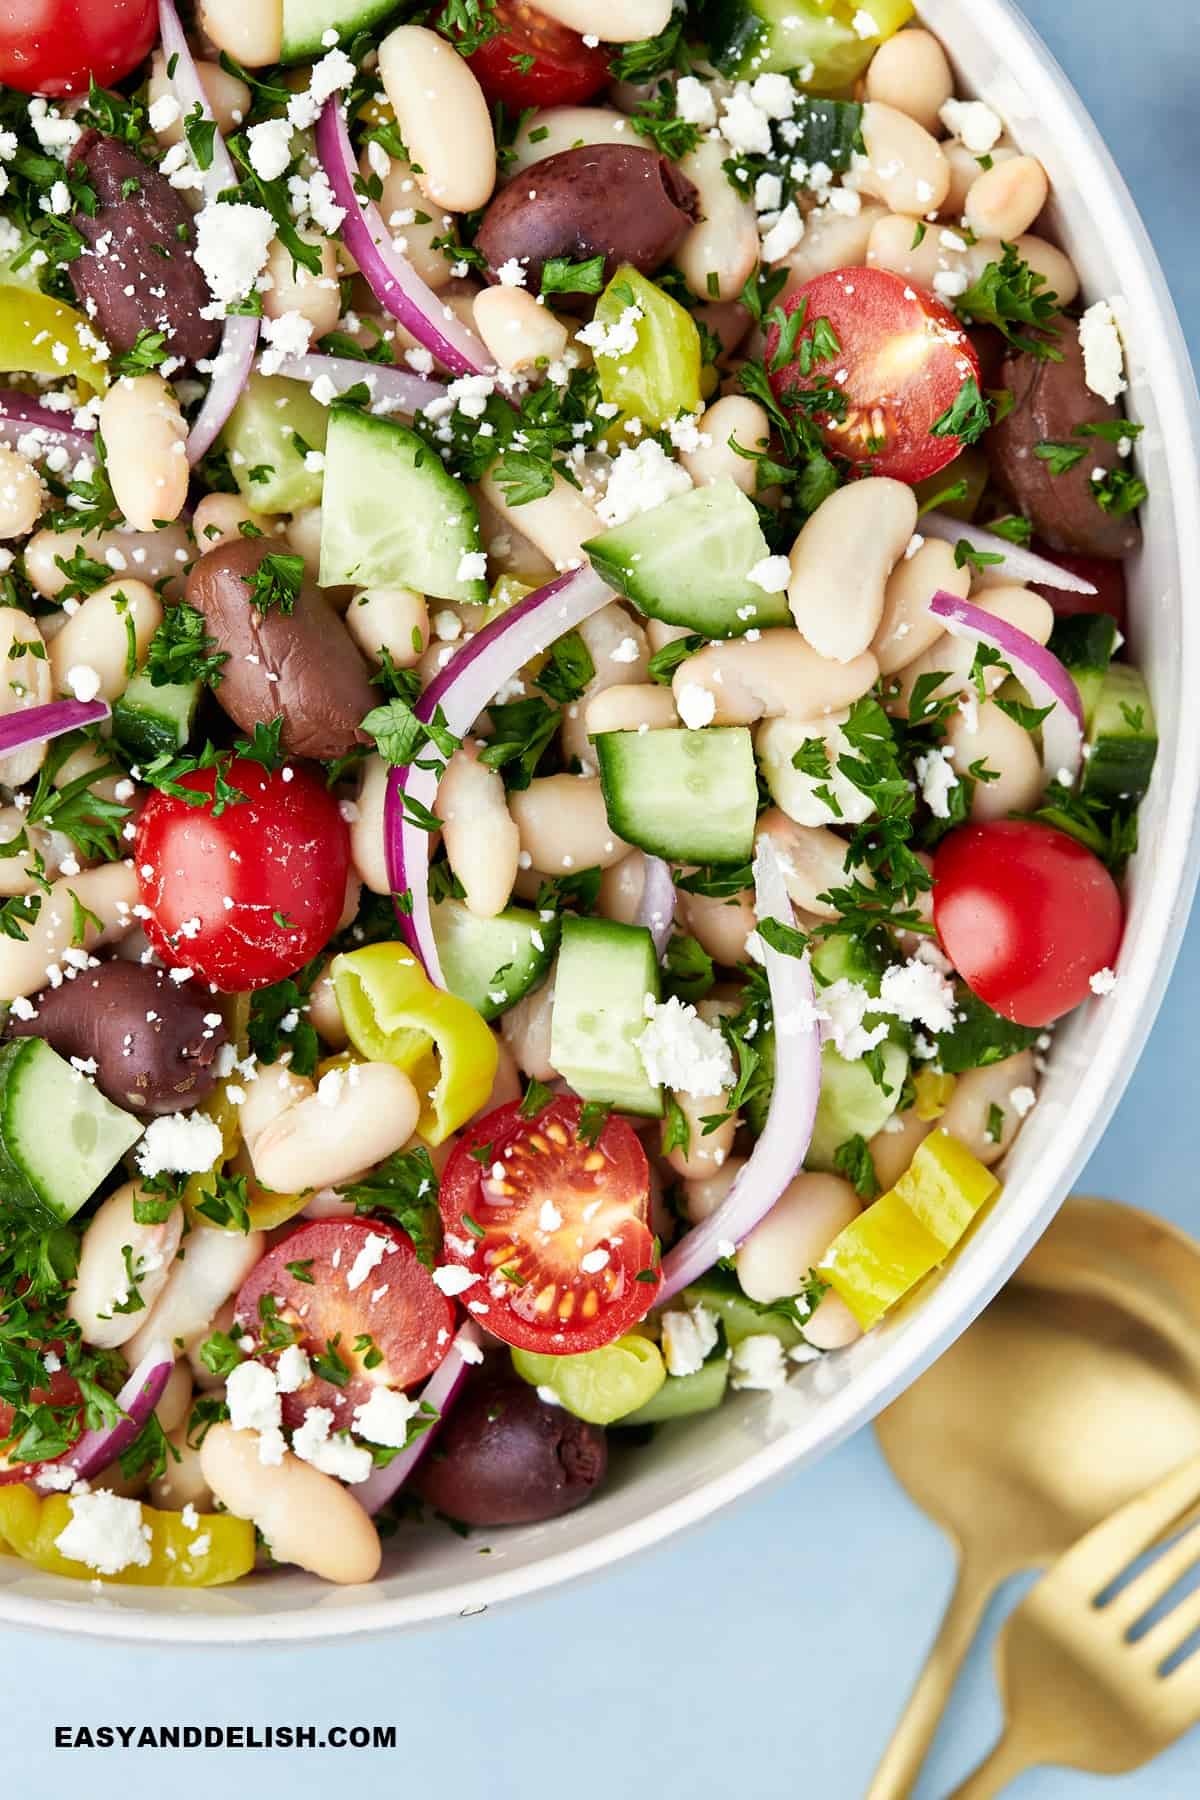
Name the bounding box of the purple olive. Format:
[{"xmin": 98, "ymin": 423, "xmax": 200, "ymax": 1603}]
[
  {"xmin": 475, "ymin": 145, "xmax": 698, "ymax": 300},
  {"xmin": 67, "ymin": 130, "xmax": 220, "ymax": 365},
  {"xmin": 412, "ymin": 1375, "xmax": 607, "ymax": 1526}
]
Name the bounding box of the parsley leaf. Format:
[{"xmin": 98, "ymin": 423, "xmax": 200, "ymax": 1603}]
[
  {"xmin": 143, "ymin": 601, "xmax": 228, "ymax": 689},
  {"xmin": 930, "ymin": 375, "xmax": 990, "ymax": 446},
  {"xmin": 338, "ymin": 1147, "xmax": 442, "ymax": 1268},
  {"xmin": 541, "ymin": 254, "xmax": 606, "ymax": 297},
  {"xmin": 249, "ymin": 551, "xmax": 304, "ymax": 614},
  {"xmin": 955, "ymin": 244, "xmax": 1063, "ymax": 358},
  {"xmin": 833, "ymin": 1133, "xmax": 880, "ymax": 1200}
]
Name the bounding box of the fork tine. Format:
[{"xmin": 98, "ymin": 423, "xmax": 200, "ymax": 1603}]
[
  {"xmin": 1049, "ymin": 1452, "xmax": 1200, "ymax": 1599},
  {"xmin": 1131, "ymin": 1580, "xmax": 1200, "ymax": 1674},
  {"xmin": 1105, "ymin": 1520, "xmax": 1200, "ymax": 1630}
]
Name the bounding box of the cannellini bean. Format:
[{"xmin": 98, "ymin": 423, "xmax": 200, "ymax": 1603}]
[
  {"xmin": 47, "ymin": 578, "xmax": 162, "ymax": 704},
  {"xmin": 0, "ymin": 860, "xmax": 138, "ymax": 1002},
  {"xmin": 664, "ymin": 1087, "xmax": 738, "ymax": 1182},
  {"xmin": 945, "ymin": 699, "xmax": 1044, "ymax": 819},
  {"xmin": 99, "ymin": 376, "xmax": 189, "ymax": 532},
  {"xmin": 148, "ymin": 52, "xmax": 248, "ymax": 140},
  {"xmin": 68, "ymin": 1182, "xmax": 184, "ymax": 1350},
  {"xmin": 872, "ymin": 537, "xmax": 970, "ymax": 676},
  {"xmin": 597, "ymin": 851, "xmax": 648, "ymax": 927},
  {"xmin": 680, "ymin": 396, "xmax": 768, "ymax": 494},
  {"xmin": 939, "ymin": 1056, "xmax": 1036, "ymax": 1166},
  {"xmin": 585, "ymin": 684, "xmax": 678, "ymax": 736},
  {"xmin": 262, "ymin": 232, "xmax": 340, "ymax": 339},
  {"xmin": 350, "ymin": 753, "xmax": 391, "ymax": 895},
  {"xmin": 645, "ymin": 618, "xmax": 692, "ymax": 654},
  {"xmin": 965, "ymin": 155, "xmax": 1049, "ymax": 241},
  {"xmin": 865, "ymin": 30, "xmax": 954, "ymax": 135},
  {"xmin": 869, "ymin": 1108, "xmax": 934, "ymax": 1191},
  {"xmin": 684, "ymin": 1156, "xmax": 745, "ymax": 1225},
  {"xmin": 200, "ymin": 1424, "xmax": 381, "ymax": 1585},
  {"xmin": 677, "ymin": 884, "xmax": 756, "ymax": 966},
  {"xmin": 940, "ymin": 140, "xmax": 1016, "ymax": 217},
  {"xmin": 308, "ymin": 964, "xmax": 348, "ymax": 1049},
  {"xmin": 150, "ymin": 1427, "xmax": 212, "ymax": 1512},
  {"xmin": 1012, "ymin": 233, "xmax": 1079, "ymax": 309},
  {"xmin": 437, "ymin": 740, "xmax": 520, "ymax": 919},
  {"xmin": 500, "ymin": 971, "xmax": 557, "ymax": 1080},
  {"xmin": 737, "ymin": 1173, "xmax": 860, "ymax": 1305},
  {"xmin": 561, "ymin": 603, "xmax": 650, "ymax": 767},
  {"xmin": 0, "ymin": 609, "xmax": 51, "ymax": 786},
  {"xmin": 889, "ymin": 585, "xmax": 1054, "ymax": 715},
  {"xmin": 284, "ymin": 504, "xmax": 323, "ymax": 579},
  {"xmin": 196, "ymin": 0, "xmax": 281, "ymax": 67},
  {"xmin": 373, "ymin": 154, "xmax": 458, "ymax": 292},
  {"xmin": 474, "ymin": 287, "xmax": 569, "ymax": 372},
  {"xmin": 508, "ymin": 106, "xmax": 635, "ymax": 178},
  {"xmin": 479, "ymin": 469, "xmax": 599, "ymax": 575},
  {"xmin": 867, "ymin": 212, "xmax": 992, "ymax": 291},
  {"xmin": 0, "ymin": 445, "xmax": 44, "ymax": 538},
  {"xmin": 854, "ymin": 103, "xmax": 950, "ymax": 216},
  {"xmin": 0, "ymin": 810, "xmax": 54, "ymax": 897},
  {"xmin": 250, "ymin": 1061, "xmax": 421, "ymax": 1193},
  {"xmin": 192, "ymin": 491, "xmax": 271, "ymax": 551},
  {"xmin": 531, "ymin": 0, "xmax": 670, "ymax": 39},
  {"xmin": 477, "ymin": 490, "xmax": 554, "ymax": 587},
  {"xmin": 803, "ymin": 1292, "xmax": 862, "ymax": 1351},
  {"xmin": 125, "ymin": 1224, "xmax": 265, "ymax": 1368},
  {"xmin": 756, "ymin": 713, "xmax": 875, "ymax": 829},
  {"xmin": 674, "ymin": 628, "xmax": 878, "ymax": 725},
  {"xmin": 779, "ymin": 201, "xmax": 887, "ymax": 297},
  {"xmin": 238, "ymin": 1062, "xmax": 315, "ymax": 1151},
  {"xmin": 379, "ymin": 25, "xmax": 495, "ymax": 212},
  {"xmin": 345, "ymin": 586, "xmax": 428, "ymax": 668},
  {"xmin": 755, "ymin": 811, "xmax": 850, "ymax": 920},
  {"xmin": 24, "ymin": 522, "xmax": 191, "ymax": 600},
  {"xmin": 52, "ymin": 741, "xmax": 125, "ymax": 806},
  {"xmin": 156, "ymin": 1360, "xmax": 193, "ymax": 1436},
  {"xmin": 675, "ymin": 136, "xmax": 760, "ymax": 302},
  {"xmin": 788, "ymin": 479, "xmax": 918, "ymax": 663},
  {"xmin": 509, "ymin": 774, "xmax": 629, "ymax": 872},
  {"xmin": 470, "ymin": 1032, "xmax": 522, "ymax": 1126},
  {"xmin": 188, "ymin": 1297, "xmax": 236, "ymax": 1390}
]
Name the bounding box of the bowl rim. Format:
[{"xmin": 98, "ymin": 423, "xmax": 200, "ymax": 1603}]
[{"xmin": 7, "ymin": 0, "xmax": 1200, "ymax": 1644}]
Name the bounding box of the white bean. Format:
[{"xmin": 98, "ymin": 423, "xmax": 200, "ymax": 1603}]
[
  {"xmin": 48, "ymin": 578, "xmax": 162, "ymax": 704},
  {"xmin": 156, "ymin": 1359, "xmax": 193, "ymax": 1436},
  {"xmin": 0, "ymin": 860, "xmax": 138, "ymax": 1002},
  {"xmin": 788, "ymin": 478, "xmax": 918, "ymax": 664},
  {"xmin": 149, "ymin": 52, "xmax": 248, "ymax": 140},
  {"xmin": 150, "ymin": 1427, "xmax": 212, "ymax": 1513},
  {"xmin": 779, "ymin": 202, "xmax": 887, "ymax": 296},
  {"xmin": 865, "ymin": 30, "xmax": 954, "ymax": 135},
  {"xmin": 345, "ymin": 586, "xmax": 428, "ymax": 668},
  {"xmin": 470, "ymin": 1032, "xmax": 522, "ymax": 1125},
  {"xmin": 677, "ymin": 884, "xmax": 756, "ymax": 966},
  {"xmin": 99, "ymin": 376, "xmax": 189, "ymax": 532},
  {"xmin": 196, "ymin": 0, "xmax": 281, "ymax": 67},
  {"xmin": 675, "ymin": 136, "xmax": 760, "ymax": 302},
  {"xmin": 24, "ymin": 522, "xmax": 190, "ymax": 600},
  {"xmin": 262, "ymin": 232, "xmax": 341, "ymax": 339},
  {"xmin": 940, "ymin": 140, "xmax": 1016, "ymax": 217},
  {"xmin": 939, "ymin": 1056, "xmax": 1036, "ymax": 1166},
  {"xmin": 250, "ymin": 1062, "xmax": 421, "ymax": 1193},
  {"xmin": 509, "ymin": 774, "xmax": 629, "ymax": 872},
  {"xmin": 437, "ymin": 740, "xmax": 520, "ymax": 919},
  {"xmin": 869, "ymin": 1107, "xmax": 933, "ymax": 1191},
  {"xmin": 500, "ymin": 971, "xmax": 557, "ymax": 1080},
  {"xmin": 754, "ymin": 811, "xmax": 851, "ymax": 920},
  {"xmin": 0, "ymin": 809, "xmax": 54, "ymax": 897},
  {"xmin": 378, "ymin": 25, "xmax": 495, "ymax": 212},
  {"xmin": 867, "ymin": 212, "xmax": 989, "ymax": 290},
  {"xmin": 531, "ymin": 0, "xmax": 670, "ymax": 38},
  {"xmin": 802, "ymin": 1292, "xmax": 862, "ymax": 1350},
  {"xmin": 373, "ymin": 154, "xmax": 458, "ymax": 292},
  {"xmin": 674, "ymin": 629, "xmax": 878, "ymax": 724},
  {"xmin": 308, "ymin": 964, "xmax": 348, "ymax": 1049},
  {"xmin": 508, "ymin": 107, "xmax": 635, "ymax": 179},
  {"xmin": 200, "ymin": 1424, "xmax": 381, "ymax": 1584},
  {"xmin": 684, "ymin": 1156, "xmax": 745, "ymax": 1225},
  {"xmin": 756, "ymin": 713, "xmax": 875, "ymax": 829},
  {"xmin": 854, "ymin": 103, "xmax": 950, "ymax": 216},
  {"xmin": 474, "ymin": 287, "xmax": 568, "ymax": 373},
  {"xmin": 0, "ymin": 445, "xmax": 44, "ymax": 538},
  {"xmin": 663, "ymin": 1087, "xmax": 738, "ymax": 1182},
  {"xmin": 946, "ymin": 699, "xmax": 1044, "ymax": 819},
  {"xmin": 479, "ymin": 469, "xmax": 599, "ymax": 574},
  {"xmin": 69, "ymin": 1182, "xmax": 183, "ymax": 1351},
  {"xmin": 1012, "ymin": 233, "xmax": 1079, "ymax": 309},
  {"xmin": 964, "ymin": 155, "xmax": 1049, "ymax": 242},
  {"xmin": 124, "ymin": 1225, "xmax": 265, "ymax": 1368},
  {"xmin": 0, "ymin": 609, "xmax": 51, "ymax": 786},
  {"xmin": 52, "ymin": 741, "xmax": 125, "ymax": 806},
  {"xmin": 192, "ymin": 491, "xmax": 271, "ymax": 551},
  {"xmin": 349, "ymin": 753, "xmax": 391, "ymax": 895},
  {"xmin": 238, "ymin": 1061, "xmax": 315, "ymax": 1151},
  {"xmin": 284, "ymin": 504, "xmax": 323, "ymax": 580},
  {"xmin": 737, "ymin": 1173, "xmax": 860, "ymax": 1304},
  {"xmin": 585, "ymin": 683, "xmax": 678, "ymax": 736},
  {"xmin": 680, "ymin": 396, "xmax": 768, "ymax": 495},
  {"xmin": 889, "ymin": 585, "xmax": 1054, "ymax": 715},
  {"xmin": 561, "ymin": 603, "xmax": 650, "ymax": 767},
  {"xmin": 872, "ymin": 537, "xmax": 970, "ymax": 676},
  {"xmin": 597, "ymin": 851, "xmax": 647, "ymax": 927}
]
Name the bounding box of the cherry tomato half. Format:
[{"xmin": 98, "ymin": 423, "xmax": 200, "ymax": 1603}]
[
  {"xmin": 439, "ymin": 1097, "xmax": 660, "ymax": 1355},
  {"xmin": 0, "ymin": 0, "xmax": 157, "ymax": 96},
  {"xmin": 933, "ymin": 820, "xmax": 1123, "ymax": 1028},
  {"xmin": 234, "ymin": 1220, "xmax": 456, "ymax": 1432},
  {"xmin": 463, "ymin": 0, "xmax": 610, "ymax": 109},
  {"xmin": 134, "ymin": 757, "xmax": 350, "ymax": 993},
  {"xmin": 767, "ymin": 267, "xmax": 982, "ymax": 485}
]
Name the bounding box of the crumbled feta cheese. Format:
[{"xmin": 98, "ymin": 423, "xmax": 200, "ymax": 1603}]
[
  {"xmin": 65, "ymin": 664, "xmax": 102, "ymax": 703},
  {"xmin": 818, "ymin": 978, "xmax": 890, "ymax": 1061},
  {"xmin": 54, "ymin": 1492, "xmax": 152, "ymax": 1575},
  {"xmin": 851, "ymin": 7, "xmax": 880, "ymax": 38},
  {"xmin": 291, "ymin": 1406, "xmax": 372, "ymax": 1483},
  {"xmin": 258, "ymin": 307, "xmax": 313, "ymax": 376},
  {"xmin": 495, "ymin": 257, "xmax": 527, "ymax": 287},
  {"xmin": 661, "ymin": 1303, "xmax": 720, "ymax": 1378},
  {"xmin": 676, "ymin": 682, "xmax": 716, "ymax": 731},
  {"xmin": 346, "ymin": 1230, "xmax": 392, "ymax": 1293},
  {"xmin": 432, "ymin": 1264, "xmax": 479, "ymax": 1296},
  {"xmin": 938, "ymin": 98, "xmax": 1003, "ymax": 154},
  {"xmin": 148, "ymin": 94, "xmax": 181, "ymax": 133},
  {"xmin": 226, "ymin": 1361, "xmax": 286, "ymax": 1466},
  {"xmin": 1089, "ymin": 965, "xmax": 1118, "ymax": 996},
  {"xmin": 730, "ymin": 1334, "xmax": 787, "ymax": 1391},
  {"xmin": 760, "ymin": 201, "xmax": 805, "ymax": 263},
  {"xmin": 274, "ymin": 1344, "xmax": 312, "ymax": 1394},
  {"xmin": 596, "ymin": 438, "xmax": 691, "ymax": 528},
  {"xmin": 246, "ymin": 117, "xmax": 294, "ymax": 183},
  {"xmin": 194, "ymin": 202, "xmax": 275, "ymax": 309},
  {"xmin": 746, "ymin": 554, "xmax": 791, "ymax": 594},
  {"xmin": 675, "ymin": 76, "xmax": 716, "ymax": 127},
  {"xmin": 719, "ymin": 88, "xmax": 774, "ymax": 156},
  {"xmin": 637, "ymin": 995, "xmax": 735, "ymax": 1096},
  {"xmin": 933, "ymin": 268, "xmax": 970, "ymax": 301},
  {"xmin": 456, "ymin": 550, "xmax": 488, "ymax": 584},
  {"xmin": 914, "ymin": 745, "xmax": 959, "ymax": 818},
  {"xmin": 754, "ymin": 171, "xmax": 783, "ymax": 213},
  {"xmin": 1009, "ymin": 1084, "xmax": 1038, "ymax": 1118},
  {"xmin": 1078, "ymin": 299, "xmax": 1127, "ymax": 404},
  {"xmin": 878, "ymin": 957, "xmax": 958, "ymax": 1035},
  {"xmin": 134, "ymin": 1112, "xmax": 222, "ymax": 1179},
  {"xmin": 577, "ymin": 303, "xmax": 643, "ymax": 361},
  {"xmin": 352, "ymin": 1386, "xmax": 418, "ymax": 1448},
  {"xmin": 609, "ymin": 636, "xmax": 641, "ymax": 664}
]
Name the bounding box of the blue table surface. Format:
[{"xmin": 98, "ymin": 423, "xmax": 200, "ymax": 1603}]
[{"xmin": 7, "ymin": 5, "xmax": 1200, "ymax": 1795}]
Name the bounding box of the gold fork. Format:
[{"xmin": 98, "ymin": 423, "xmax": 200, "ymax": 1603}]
[{"xmin": 949, "ymin": 1451, "xmax": 1200, "ymax": 1797}]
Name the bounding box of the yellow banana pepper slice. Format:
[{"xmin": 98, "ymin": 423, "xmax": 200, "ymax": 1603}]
[
  {"xmin": 0, "ymin": 1485, "xmax": 255, "ymax": 1587},
  {"xmin": 0, "ymin": 288, "xmax": 109, "ymax": 394},
  {"xmin": 912, "ymin": 1068, "xmax": 957, "ymax": 1121}
]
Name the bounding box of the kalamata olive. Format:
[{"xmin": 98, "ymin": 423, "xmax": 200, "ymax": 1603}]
[
  {"xmin": 67, "ymin": 131, "xmax": 220, "ymax": 366},
  {"xmin": 475, "ymin": 145, "xmax": 698, "ymax": 300},
  {"xmin": 412, "ymin": 1375, "xmax": 607, "ymax": 1526},
  {"xmin": 987, "ymin": 328, "xmax": 1141, "ymax": 560},
  {"xmin": 8, "ymin": 958, "xmax": 227, "ymax": 1114},
  {"xmin": 187, "ymin": 537, "xmax": 376, "ymax": 761}
]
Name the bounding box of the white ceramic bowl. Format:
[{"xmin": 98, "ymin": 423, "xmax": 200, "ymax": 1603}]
[{"xmin": 7, "ymin": 0, "xmax": 1200, "ymax": 1642}]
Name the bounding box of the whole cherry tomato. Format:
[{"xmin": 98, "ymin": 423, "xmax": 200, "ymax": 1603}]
[
  {"xmin": 0, "ymin": 0, "xmax": 157, "ymax": 96},
  {"xmin": 462, "ymin": 0, "xmax": 610, "ymax": 109}
]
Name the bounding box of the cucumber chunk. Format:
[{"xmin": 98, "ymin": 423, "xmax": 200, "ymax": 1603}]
[
  {"xmin": 584, "ymin": 479, "xmax": 789, "ymax": 637},
  {"xmin": 1082, "ymin": 663, "xmax": 1158, "ymax": 805},
  {"xmin": 432, "ymin": 898, "xmax": 558, "ymax": 1021},
  {"xmin": 280, "ymin": 0, "xmax": 398, "ymax": 61},
  {"xmin": 549, "ymin": 916, "xmax": 662, "ymax": 1117},
  {"xmin": 595, "ymin": 726, "xmax": 758, "ymax": 864},
  {"xmin": 0, "ymin": 1040, "xmax": 141, "ymax": 1223},
  {"xmin": 319, "ymin": 407, "xmax": 486, "ymax": 602},
  {"xmin": 112, "ymin": 669, "xmax": 199, "ymax": 761},
  {"xmin": 1048, "ymin": 612, "xmax": 1117, "ymax": 730},
  {"xmin": 806, "ymin": 1040, "xmax": 909, "ymax": 1171},
  {"xmin": 699, "ymin": 0, "xmax": 913, "ymax": 81},
  {"xmin": 682, "ymin": 1268, "xmax": 804, "ymax": 1349},
  {"xmin": 619, "ymin": 1351, "xmax": 730, "ymax": 1425},
  {"xmin": 221, "ymin": 372, "xmax": 329, "ymax": 516}
]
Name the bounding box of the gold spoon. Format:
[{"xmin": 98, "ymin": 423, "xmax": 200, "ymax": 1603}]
[{"xmin": 867, "ymin": 1194, "xmax": 1200, "ymax": 1800}]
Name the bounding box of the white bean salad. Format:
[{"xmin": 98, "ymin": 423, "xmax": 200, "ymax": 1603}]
[{"xmin": 0, "ymin": 0, "xmax": 1153, "ymax": 1589}]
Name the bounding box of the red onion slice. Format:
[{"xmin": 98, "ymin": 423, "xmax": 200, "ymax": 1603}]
[
  {"xmin": 385, "ymin": 564, "xmax": 615, "ymax": 985},
  {"xmin": 32, "ymin": 1344, "xmax": 174, "ymax": 1493},
  {"xmin": 265, "ymin": 352, "xmax": 446, "ymax": 416},
  {"xmin": 929, "ymin": 588, "xmax": 1085, "ymax": 784},
  {"xmin": 316, "ymin": 99, "xmax": 492, "ymax": 378},
  {"xmin": 356, "ymin": 1323, "xmax": 484, "ymax": 1516},
  {"xmin": 0, "ymin": 390, "xmax": 94, "ymax": 465},
  {"xmin": 921, "ymin": 513, "xmax": 1098, "ymax": 595},
  {"xmin": 657, "ymin": 839, "xmax": 822, "ymax": 1304},
  {"xmin": 635, "ymin": 854, "xmax": 676, "ymax": 959},
  {"xmin": 0, "ymin": 698, "xmax": 109, "ymax": 757}
]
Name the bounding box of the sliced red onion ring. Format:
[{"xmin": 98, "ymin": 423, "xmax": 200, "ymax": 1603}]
[
  {"xmin": 929, "ymin": 588, "xmax": 1085, "ymax": 785},
  {"xmin": 356, "ymin": 1323, "xmax": 484, "ymax": 1516},
  {"xmin": 921, "ymin": 513, "xmax": 1097, "ymax": 596},
  {"xmin": 635, "ymin": 854, "xmax": 676, "ymax": 959},
  {"xmin": 0, "ymin": 698, "xmax": 109, "ymax": 757},
  {"xmin": 316, "ymin": 99, "xmax": 492, "ymax": 378},
  {"xmin": 32, "ymin": 1344, "xmax": 173, "ymax": 1493},
  {"xmin": 265, "ymin": 352, "xmax": 446, "ymax": 416},
  {"xmin": 157, "ymin": 0, "xmax": 260, "ymax": 463},
  {"xmin": 385, "ymin": 564, "xmax": 615, "ymax": 986},
  {"xmin": 657, "ymin": 839, "xmax": 822, "ymax": 1304},
  {"xmin": 0, "ymin": 390, "xmax": 94, "ymax": 465}
]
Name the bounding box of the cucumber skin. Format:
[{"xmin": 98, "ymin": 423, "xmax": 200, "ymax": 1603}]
[
  {"xmin": 113, "ymin": 674, "xmax": 199, "ymax": 761},
  {"xmin": 0, "ymin": 1042, "xmax": 45, "ymax": 1213},
  {"xmin": 595, "ymin": 728, "xmax": 758, "ymax": 865},
  {"xmin": 1082, "ymin": 664, "xmax": 1158, "ymax": 805},
  {"xmin": 586, "ymin": 541, "xmax": 791, "ymax": 637},
  {"xmin": 550, "ymin": 916, "xmax": 663, "ymax": 1118},
  {"xmin": 433, "ymin": 900, "xmax": 559, "ymax": 1022},
  {"xmin": 280, "ymin": 0, "xmax": 398, "ymax": 61}
]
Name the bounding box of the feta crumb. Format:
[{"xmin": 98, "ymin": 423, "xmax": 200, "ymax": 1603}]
[
  {"xmin": 246, "ymin": 117, "xmax": 294, "ymax": 183},
  {"xmin": 148, "ymin": 94, "xmax": 181, "ymax": 133},
  {"xmin": 65, "ymin": 664, "xmax": 102, "ymax": 703},
  {"xmin": 851, "ymin": 7, "xmax": 881, "ymax": 38},
  {"xmin": 274, "ymin": 1344, "xmax": 312, "ymax": 1394},
  {"xmin": 730, "ymin": 1334, "xmax": 787, "ymax": 1392},
  {"xmin": 760, "ymin": 202, "xmax": 804, "ymax": 263},
  {"xmin": 914, "ymin": 745, "xmax": 960, "ymax": 819},
  {"xmin": 661, "ymin": 1303, "xmax": 720, "ymax": 1378},
  {"xmin": 225, "ymin": 1361, "xmax": 286, "ymax": 1466},
  {"xmin": 291, "ymin": 1406, "xmax": 372, "ymax": 1483},
  {"xmin": 1078, "ymin": 299, "xmax": 1127, "ymax": 405},
  {"xmin": 938, "ymin": 98, "xmax": 1003, "ymax": 154},
  {"xmin": 194, "ymin": 202, "xmax": 275, "ymax": 309},
  {"xmin": 596, "ymin": 438, "xmax": 691, "ymax": 528},
  {"xmin": 676, "ymin": 682, "xmax": 716, "ymax": 731},
  {"xmin": 1009, "ymin": 1084, "xmax": 1038, "ymax": 1118},
  {"xmin": 746, "ymin": 554, "xmax": 791, "ymax": 594},
  {"xmin": 637, "ymin": 994, "xmax": 735, "ymax": 1096},
  {"xmin": 432, "ymin": 1264, "xmax": 479, "ymax": 1296},
  {"xmin": 346, "ymin": 1230, "xmax": 392, "ymax": 1293},
  {"xmin": 675, "ymin": 76, "xmax": 717, "ymax": 127},
  {"xmin": 134, "ymin": 1112, "xmax": 222, "ymax": 1179},
  {"xmin": 54, "ymin": 1491, "xmax": 152, "ymax": 1575},
  {"xmin": 719, "ymin": 88, "xmax": 774, "ymax": 157},
  {"xmin": 352, "ymin": 1386, "xmax": 418, "ymax": 1448},
  {"xmin": 1089, "ymin": 965, "xmax": 1118, "ymax": 996}
]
